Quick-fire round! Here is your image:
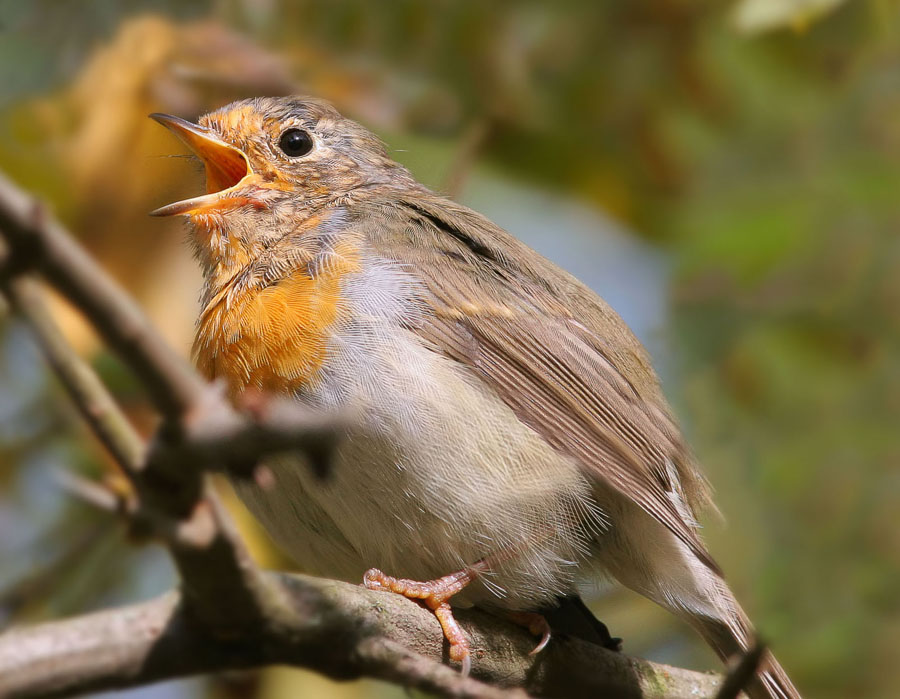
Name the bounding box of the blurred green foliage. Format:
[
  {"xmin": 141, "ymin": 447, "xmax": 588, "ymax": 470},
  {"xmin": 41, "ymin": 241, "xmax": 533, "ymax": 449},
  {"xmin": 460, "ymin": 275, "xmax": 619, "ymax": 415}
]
[{"xmin": 1, "ymin": 1, "xmax": 898, "ymax": 698}]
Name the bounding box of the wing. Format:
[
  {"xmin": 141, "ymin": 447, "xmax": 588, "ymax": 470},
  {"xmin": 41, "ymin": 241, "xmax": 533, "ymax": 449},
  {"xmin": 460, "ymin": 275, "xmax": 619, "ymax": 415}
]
[{"xmin": 358, "ymin": 191, "xmax": 718, "ymax": 572}]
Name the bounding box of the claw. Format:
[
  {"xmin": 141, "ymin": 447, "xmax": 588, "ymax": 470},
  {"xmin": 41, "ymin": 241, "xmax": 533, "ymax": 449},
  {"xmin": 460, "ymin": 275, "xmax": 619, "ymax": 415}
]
[
  {"xmin": 460, "ymin": 650, "xmax": 472, "ymax": 677},
  {"xmin": 529, "ymin": 619, "xmax": 552, "ymax": 656},
  {"xmin": 505, "ymin": 610, "xmax": 552, "ymax": 655}
]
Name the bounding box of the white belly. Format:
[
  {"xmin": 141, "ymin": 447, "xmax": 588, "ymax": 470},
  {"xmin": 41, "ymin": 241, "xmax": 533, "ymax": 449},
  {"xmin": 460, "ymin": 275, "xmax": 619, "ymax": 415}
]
[{"xmin": 234, "ymin": 323, "xmax": 607, "ymax": 609}]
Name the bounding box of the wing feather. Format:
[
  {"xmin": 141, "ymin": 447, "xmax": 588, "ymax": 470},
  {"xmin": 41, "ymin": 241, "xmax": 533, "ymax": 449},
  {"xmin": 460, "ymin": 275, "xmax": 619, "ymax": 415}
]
[{"xmin": 358, "ymin": 193, "xmax": 718, "ymax": 572}]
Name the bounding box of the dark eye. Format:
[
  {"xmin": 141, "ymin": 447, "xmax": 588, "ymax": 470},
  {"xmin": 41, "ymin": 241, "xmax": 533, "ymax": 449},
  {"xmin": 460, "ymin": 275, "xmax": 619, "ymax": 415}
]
[{"xmin": 278, "ymin": 128, "xmax": 313, "ymax": 157}]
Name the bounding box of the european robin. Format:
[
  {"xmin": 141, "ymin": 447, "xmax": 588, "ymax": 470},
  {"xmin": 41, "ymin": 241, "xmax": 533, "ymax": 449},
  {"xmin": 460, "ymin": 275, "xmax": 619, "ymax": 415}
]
[{"xmin": 151, "ymin": 97, "xmax": 799, "ymax": 698}]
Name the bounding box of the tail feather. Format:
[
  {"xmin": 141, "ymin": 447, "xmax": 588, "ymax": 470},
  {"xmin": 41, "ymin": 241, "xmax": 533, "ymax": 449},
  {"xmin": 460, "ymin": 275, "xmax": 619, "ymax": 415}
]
[
  {"xmin": 690, "ymin": 597, "xmax": 800, "ymax": 699},
  {"xmin": 598, "ymin": 499, "xmax": 801, "ymax": 698}
]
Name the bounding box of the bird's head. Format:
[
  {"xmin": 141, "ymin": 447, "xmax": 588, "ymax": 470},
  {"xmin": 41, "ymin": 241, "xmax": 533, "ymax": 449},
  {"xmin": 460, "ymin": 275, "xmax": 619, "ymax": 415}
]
[{"xmin": 151, "ymin": 96, "xmax": 414, "ymax": 273}]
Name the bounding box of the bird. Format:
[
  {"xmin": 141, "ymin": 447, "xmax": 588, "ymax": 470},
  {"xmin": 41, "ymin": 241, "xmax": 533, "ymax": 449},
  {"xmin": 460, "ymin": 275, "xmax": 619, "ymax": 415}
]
[{"xmin": 150, "ymin": 96, "xmax": 800, "ymax": 698}]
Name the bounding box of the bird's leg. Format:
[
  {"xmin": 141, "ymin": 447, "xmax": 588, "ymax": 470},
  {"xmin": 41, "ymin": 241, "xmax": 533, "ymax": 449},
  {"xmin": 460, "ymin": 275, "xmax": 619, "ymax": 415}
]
[{"xmin": 363, "ymin": 560, "xmax": 489, "ymax": 675}]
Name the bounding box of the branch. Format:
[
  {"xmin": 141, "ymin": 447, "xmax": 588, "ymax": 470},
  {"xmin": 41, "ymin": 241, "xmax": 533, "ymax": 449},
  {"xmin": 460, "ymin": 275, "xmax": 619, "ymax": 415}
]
[
  {"xmin": 0, "ymin": 171, "xmax": 202, "ymax": 421},
  {"xmin": 153, "ymin": 390, "xmax": 346, "ymax": 482},
  {"xmin": 0, "ymin": 172, "xmax": 340, "ymax": 488},
  {"xmin": 0, "ymin": 573, "xmax": 721, "ymax": 699},
  {"xmin": 1, "ymin": 276, "xmax": 144, "ymax": 471},
  {"xmin": 0, "ymin": 262, "xmax": 281, "ymax": 631},
  {"xmin": 715, "ymin": 642, "xmax": 765, "ymax": 699},
  {"xmin": 0, "ymin": 172, "xmax": 340, "ymax": 627}
]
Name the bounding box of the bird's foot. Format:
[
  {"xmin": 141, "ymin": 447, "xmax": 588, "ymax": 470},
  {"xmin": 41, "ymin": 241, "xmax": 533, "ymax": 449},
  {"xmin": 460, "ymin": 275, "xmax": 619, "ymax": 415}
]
[
  {"xmin": 363, "ymin": 565, "xmax": 485, "ymax": 676},
  {"xmin": 503, "ymin": 610, "xmax": 552, "ymax": 655}
]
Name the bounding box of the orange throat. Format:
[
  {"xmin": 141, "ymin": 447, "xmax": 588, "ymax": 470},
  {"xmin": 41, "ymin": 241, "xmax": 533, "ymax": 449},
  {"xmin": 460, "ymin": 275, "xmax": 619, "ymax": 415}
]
[{"xmin": 193, "ymin": 243, "xmax": 361, "ymax": 398}]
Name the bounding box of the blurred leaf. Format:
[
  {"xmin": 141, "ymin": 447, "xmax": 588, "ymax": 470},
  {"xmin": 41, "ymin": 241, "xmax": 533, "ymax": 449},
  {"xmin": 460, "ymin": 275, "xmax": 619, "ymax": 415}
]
[{"xmin": 731, "ymin": 0, "xmax": 849, "ymax": 35}]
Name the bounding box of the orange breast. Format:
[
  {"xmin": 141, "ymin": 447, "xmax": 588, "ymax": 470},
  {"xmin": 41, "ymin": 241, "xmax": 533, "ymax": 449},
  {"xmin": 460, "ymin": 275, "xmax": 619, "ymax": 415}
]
[{"xmin": 194, "ymin": 246, "xmax": 361, "ymax": 397}]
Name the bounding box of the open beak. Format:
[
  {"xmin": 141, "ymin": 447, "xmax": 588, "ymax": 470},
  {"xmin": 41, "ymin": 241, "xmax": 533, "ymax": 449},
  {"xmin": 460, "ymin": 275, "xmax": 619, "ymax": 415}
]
[{"xmin": 149, "ymin": 113, "xmax": 252, "ymax": 216}]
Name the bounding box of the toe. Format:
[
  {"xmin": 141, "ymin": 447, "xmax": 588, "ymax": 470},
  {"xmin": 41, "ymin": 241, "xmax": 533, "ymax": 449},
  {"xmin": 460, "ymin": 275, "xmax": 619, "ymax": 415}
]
[
  {"xmin": 448, "ymin": 639, "xmax": 472, "ymax": 676},
  {"xmin": 362, "ymin": 568, "xmax": 387, "ymax": 591}
]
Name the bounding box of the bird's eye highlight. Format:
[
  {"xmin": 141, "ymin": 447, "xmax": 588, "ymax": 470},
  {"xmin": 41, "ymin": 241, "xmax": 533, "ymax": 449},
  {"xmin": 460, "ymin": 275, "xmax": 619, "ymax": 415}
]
[{"xmin": 278, "ymin": 128, "xmax": 313, "ymax": 157}]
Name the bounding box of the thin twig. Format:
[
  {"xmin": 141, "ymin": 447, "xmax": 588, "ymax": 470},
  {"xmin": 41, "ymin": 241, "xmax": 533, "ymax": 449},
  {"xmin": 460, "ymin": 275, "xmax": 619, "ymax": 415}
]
[
  {"xmin": 0, "ymin": 171, "xmax": 203, "ymax": 420},
  {"xmin": 715, "ymin": 641, "xmax": 766, "ymax": 699},
  {"xmin": 141, "ymin": 381, "xmax": 344, "ymax": 481},
  {"xmin": 53, "ymin": 469, "xmax": 129, "ymax": 514},
  {"xmin": 1, "ymin": 277, "xmax": 144, "ymax": 472}
]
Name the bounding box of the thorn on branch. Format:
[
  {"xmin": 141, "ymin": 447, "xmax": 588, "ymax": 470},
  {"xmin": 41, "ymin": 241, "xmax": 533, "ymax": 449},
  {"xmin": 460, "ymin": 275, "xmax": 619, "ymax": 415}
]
[{"xmin": 54, "ymin": 468, "xmax": 134, "ymax": 515}]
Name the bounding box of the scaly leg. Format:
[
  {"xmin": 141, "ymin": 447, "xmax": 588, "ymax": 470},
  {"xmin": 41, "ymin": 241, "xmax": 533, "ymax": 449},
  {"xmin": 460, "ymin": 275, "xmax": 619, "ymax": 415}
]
[{"xmin": 363, "ymin": 562, "xmax": 488, "ymax": 675}]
